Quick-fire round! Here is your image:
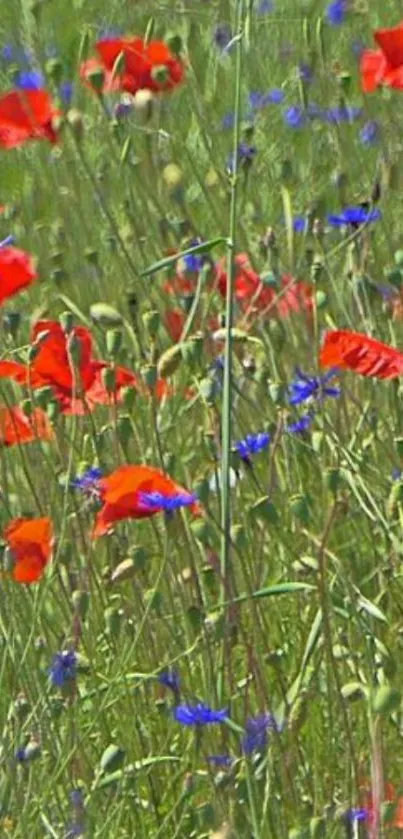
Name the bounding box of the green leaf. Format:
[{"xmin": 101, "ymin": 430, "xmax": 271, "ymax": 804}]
[
  {"xmin": 358, "ymin": 596, "xmax": 388, "ymax": 624},
  {"xmin": 140, "ymin": 237, "xmax": 228, "ymax": 278}
]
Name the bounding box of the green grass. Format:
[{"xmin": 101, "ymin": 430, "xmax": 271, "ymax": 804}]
[{"xmin": 1, "ymin": 0, "xmax": 403, "ymax": 837}]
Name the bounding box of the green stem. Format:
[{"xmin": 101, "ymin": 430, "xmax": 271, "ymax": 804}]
[{"xmin": 218, "ymin": 0, "xmax": 245, "ymax": 705}]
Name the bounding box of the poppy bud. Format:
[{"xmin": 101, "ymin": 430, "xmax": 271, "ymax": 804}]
[
  {"xmin": 289, "ymin": 493, "xmax": 311, "ymax": 523},
  {"xmin": 151, "ymin": 64, "xmax": 170, "ymax": 85},
  {"xmin": 105, "ymin": 607, "xmax": 122, "ymax": 637},
  {"xmin": 3, "ymin": 312, "xmax": 21, "ymax": 339},
  {"xmin": 341, "ymin": 681, "xmax": 368, "ymax": 702},
  {"xmin": 268, "ymin": 381, "xmax": 286, "ymax": 405},
  {"xmin": 72, "ymin": 590, "xmax": 89, "ymax": 620},
  {"xmin": 67, "ymin": 333, "xmax": 83, "ymax": 369},
  {"xmin": 106, "ymin": 329, "xmax": 123, "ymax": 357},
  {"xmin": 60, "ymin": 311, "xmax": 74, "ymax": 334},
  {"xmin": 20, "ymin": 398, "xmax": 34, "ymax": 417},
  {"xmin": 122, "ymin": 386, "xmax": 137, "ymax": 410},
  {"xmin": 47, "ymin": 399, "xmax": 60, "ymax": 422},
  {"xmin": 182, "ymin": 335, "xmax": 203, "ymax": 366},
  {"xmin": 143, "ymin": 309, "xmax": 160, "ymax": 337},
  {"xmin": 111, "ymin": 558, "xmax": 136, "ymax": 584},
  {"xmin": 157, "ymin": 344, "xmax": 183, "ymax": 378},
  {"xmin": 86, "ymin": 67, "xmax": 105, "ymax": 94},
  {"xmin": 100, "ymin": 744, "xmax": 125, "ymax": 773},
  {"xmin": 67, "ymin": 109, "xmax": 84, "ymax": 140},
  {"xmin": 46, "ymin": 57, "xmax": 63, "ymax": 85},
  {"xmin": 34, "ymin": 386, "xmax": 54, "ymax": 409},
  {"xmin": 315, "ymin": 289, "xmax": 328, "ymax": 309},
  {"xmin": 116, "ymin": 415, "xmax": 132, "ymax": 447},
  {"xmin": 101, "ymin": 367, "xmax": 116, "ymax": 394},
  {"xmin": 386, "ymin": 268, "xmax": 402, "ymax": 288},
  {"xmin": 141, "ymin": 364, "xmax": 158, "ymax": 388},
  {"xmin": 90, "ymin": 302, "xmax": 122, "ymax": 327},
  {"xmin": 166, "ymin": 33, "xmax": 183, "ymax": 56},
  {"xmin": 249, "ymin": 495, "xmax": 279, "ymax": 524},
  {"xmin": 133, "ymin": 89, "xmax": 154, "ymax": 121},
  {"xmin": 324, "ymin": 468, "xmax": 340, "ymax": 494},
  {"xmin": 372, "ymin": 684, "xmax": 401, "ymax": 715}
]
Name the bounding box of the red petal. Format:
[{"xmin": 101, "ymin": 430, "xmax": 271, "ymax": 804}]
[
  {"xmin": 320, "ymin": 330, "xmax": 403, "ymax": 379},
  {"xmin": 360, "ymin": 49, "xmax": 387, "ymax": 92},
  {"xmin": 0, "ymin": 360, "xmax": 29, "ymax": 384},
  {"xmin": 0, "ymin": 89, "xmax": 58, "ymax": 148},
  {"xmin": 5, "ymin": 516, "xmax": 53, "ymax": 583},
  {"xmin": 374, "ymin": 22, "xmax": 403, "ymax": 68},
  {"xmin": 0, "ymin": 406, "xmax": 54, "ymax": 446},
  {"xmin": 0, "ymin": 247, "xmax": 37, "ymax": 304}
]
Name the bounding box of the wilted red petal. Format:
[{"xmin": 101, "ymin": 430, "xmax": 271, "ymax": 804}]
[
  {"xmin": 0, "ymin": 247, "xmax": 37, "ymax": 304},
  {"xmin": 4, "ymin": 516, "xmax": 53, "ymax": 584},
  {"xmin": 320, "ymin": 330, "xmax": 403, "ymax": 379},
  {"xmin": 374, "ymin": 21, "xmax": 403, "ymax": 68},
  {"xmin": 0, "ymin": 405, "xmax": 54, "ymax": 446}
]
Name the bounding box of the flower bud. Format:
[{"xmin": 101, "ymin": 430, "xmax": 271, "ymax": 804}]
[
  {"xmin": 101, "ymin": 367, "xmax": 116, "ymax": 394},
  {"xmin": 157, "ymin": 345, "xmax": 183, "ymax": 378},
  {"xmin": 100, "ymin": 744, "xmax": 125, "ymax": 773},
  {"xmin": 106, "ymin": 328, "xmax": 123, "ymax": 357},
  {"xmin": 289, "ymin": 493, "xmax": 311, "ymax": 523},
  {"xmin": 46, "ymin": 57, "xmax": 63, "ymax": 85},
  {"xmin": 59, "ymin": 310, "xmax": 74, "ymax": 334},
  {"xmin": 143, "ymin": 309, "xmax": 161, "ymax": 338},
  {"xmin": 133, "ymin": 89, "xmax": 154, "ymax": 121},
  {"xmin": 67, "ymin": 108, "xmax": 84, "ymax": 140}
]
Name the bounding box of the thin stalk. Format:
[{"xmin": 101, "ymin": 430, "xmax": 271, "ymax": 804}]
[{"xmin": 218, "ymin": 0, "xmax": 245, "ymax": 705}]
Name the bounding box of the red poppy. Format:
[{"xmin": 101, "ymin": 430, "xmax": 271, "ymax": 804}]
[
  {"xmin": 320, "ymin": 329, "xmax": 403, "ymax": 379},
  {"xmin": 361, "ymin": 21, "xmax": 403, "ymax": 93},
  {"xmin": 81, "ymin": 37, "xmax": 185, "ymax": 96},
  {"xmin": 0, "ymin": 405, "xmax": 54, "ymax": 446},
  {"xmin": 0, "ymin": 246, "xmax": 37, "ymax": 304},
  {"xmin": 0, "ymin": 319, "xmax": 137, "ymax": 414},
  {"xmin": 360, "ymin": 780, "xmax": 403, "ymax": 829},
  {"xmin": 164, "ymin": 308, "xmax": 186, "ymax": 342},
  {"xmin": 215, "ymin": 255, "xmax": 312, "ymax": 320},
  {"xmin": 93, "ymin": 464, "xmax": 200, "ymax": 538},
  {"xmin": 0, "ymin": 89, "xmax": 59, "ymax": 149},
  {"xmin": 4, "ymin": 516, "xmax": 53, "ymax": 584}
]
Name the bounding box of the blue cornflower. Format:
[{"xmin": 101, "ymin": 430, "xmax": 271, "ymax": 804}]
[
  {"xmin": 288, "ymin": 368, "xmax": 340, "ymax": 405},
  {"xmin": 359, "ymin": 120, "xmax": 379, "ymax": 145},
  {"xmin": 207, "ymin": 754, "xmax": 234, "ymax": 768},
  {"xmin": 71, "ymin": 467, "xmax": 102, "ymax": 497},
  {"xmin": 158, "ymin": 669, "xmax": 180, "ymax": 695},
  {"xmin": 327, "ymin": 207, "xmax": 381, "ymax": 226},
  {"xmin": 326, "ymin": 0, "xmax": 347, "ymax": 25},
  {"xmin": 257, "ymin": 0, "xmax": 273, "ymax": 12},
  {"xmin": 325, "ymin": 106, "xmax": 362, "ymax": 123},
  {"xmin": 249, "ymin": 89, "xmax": 284, "ymax": 110},
  {"xmin": 299, "ymin": 63, "xmax": 313, "ymax": 83},
  {"xmin": 286, "ymin": 414, "xmax": 313, "ymax": 435},
  {"xmin": 293, "ymin": 216, "xmax": 308, "ymax": 233},
  {"xmin": 2, "ymin": 45, "xmax": 14, "ymax": 61},
  {"xmin": 182, "ymin": 252, "xmax": 203, "ymax": 273},
  {"xmin": 283, "ymin": 106, "xmax": 306, "ymax": 128},
  {"xmin": 235, "ymin": 431, "xmax": 270, "ymax": 461},
  {"xmin": 214, "ymin": 24, "xmax": 232, "ymax": 51},
  {"xmin": 242, "ymin": 713, "xmax": 278, "ymax": 754},
  {"xmin": 226, "ymin": 142, "xmax": 256, "ymax": 174},
  {"xmin": 174, "ymin": 702, "xmax": 228, "ymax": 726},
  {"xmin": 0, "ymin": 235, "xmax": 16, "ymax": 249},
  {"xmin": 138, "ymin": 491, "xmax": 197, "ymax": 512},
  {"xmin": 15, "ymin": 70, "xmax": 44, "ymax": 90},
  {"xmin": 222, "ymin": 112, "xmax": 235, "ymax": 129},
  {"xmin": 345, "ymin": 808, "xmax": 367, "ymax": 823},
  {"xmin": 60, "ymin": 81, "xmax": 73, "ymax": 105},
  {"xmin": 392, "ymin": 468, "xmax": 402, "ymax": 481},
  {"xmin": 49, "ymin": 650, "xmax": 77, "ymax": 688}
]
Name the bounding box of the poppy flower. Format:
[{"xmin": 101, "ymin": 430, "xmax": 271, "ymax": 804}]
[
  {"xmin": 360, "ymin": 21, "xmax": 403, "ymax": 93},
  {"xmin": 4, "ymin": 516, "xmax": 53, "ymax": 583},
  {"xmin": 215, "ymin": 255, "xmax": 312, "ymax": 320},
  {"xmin": 0, "ymin": 246, "xmax": 37, "ymax": 303},
  {"xmin": 320, "ymin": 329, "xmax": 403, "ymax": 379},
  {"xmin": 0, "ymin": 89, "xmax": 59, "ymax": 149},
  {"xmin": 0, "ymin": 319, "xmax": 137, "ymax": 414},
  {"xmin": 0, "ymin": 405, "xmax": 54, "ymax": 446},
  {"xmin": 81, "ymin": 37, "xmax": 185, "ymax": 96},
  {"xmin": 359, "ymin": 780, "xmax": 403, "ymax": 829},
  {"xmin": 93, "ymin": 464, "xmax": 200, "ymax": 538}
]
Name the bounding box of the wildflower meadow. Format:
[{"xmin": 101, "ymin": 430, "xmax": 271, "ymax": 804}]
[{"xmin": 2, "ymin": 0, "xmax": 403, "ymax": 836}]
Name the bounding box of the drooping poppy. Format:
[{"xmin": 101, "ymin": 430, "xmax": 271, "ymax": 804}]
[
  {"xmin": 81, "ymin": 37, "xmax": 185, "ymax": 96},
  {"xmin": 320, "ymin": 329, "xmax": 403, "ymax": 379},
  {"xmin": 93, "ymin": 464, "xmax": 200, "ymax": 538},
  {"xmin": 0, "ymin": 319, "xmax": 137, "ymax": 414},
  {"xmin": 360, "ymin": 21, "xmax": 403, "ymax": 93},
  {"xmin": 215, "ymin": 255, "xmax": 312, "ymax": 320},
  {"xmin": 0, "ymin": 405, "xmax": 54, "ymax": 446},
  {"xmin": 4, "ymin": 516, "xmax": 53, "ymax": 583},
  {"xmin": 0, "ymin": 246, "xmax": 37, "ymax": 303},
  {"xmin": 0, "ymin": 89, "xmax": 59, "ymax": 148}
]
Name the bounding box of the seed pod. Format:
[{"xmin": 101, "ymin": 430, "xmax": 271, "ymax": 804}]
[
  {"xmin": 372, "ymin": 684, "xmax": 401, "ymax": 715},
  {"xmin": 157, "ymin": 344, "xmax": 183, "ymax": 378},
  {"xmin": 111, "ymin": 558, "xmax": 136, "ymax": 584},
  {"xmin": 90, "ymin": 303, "xmax": 123, "ymax": 327},
  {"xmin": 100, "ymin": 744, "xmax": 125, "ymax": 773}
]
